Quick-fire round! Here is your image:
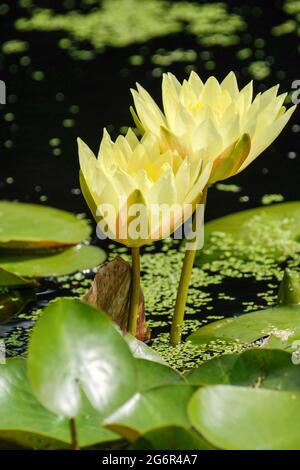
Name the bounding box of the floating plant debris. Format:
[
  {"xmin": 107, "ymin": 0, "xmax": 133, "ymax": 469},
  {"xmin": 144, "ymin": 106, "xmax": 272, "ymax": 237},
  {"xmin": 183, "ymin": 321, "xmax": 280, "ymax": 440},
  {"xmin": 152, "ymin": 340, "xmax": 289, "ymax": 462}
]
[{"xmin": 84, "ymin": 257, "xmax": 150, "ymax": 342}]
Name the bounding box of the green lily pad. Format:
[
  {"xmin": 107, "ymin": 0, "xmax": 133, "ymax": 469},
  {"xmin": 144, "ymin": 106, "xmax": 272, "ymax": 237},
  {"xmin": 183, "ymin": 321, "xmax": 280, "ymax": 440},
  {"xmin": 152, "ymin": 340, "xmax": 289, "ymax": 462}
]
[
  {"xmin": 185, "ymin": 349, "xmax": 300, "ymax": 390},
  {"xmin": 0, "ymin": 288, "xmax": 36, "ymax": 323},
  {"xmin": 197, "ymin": 201, "xmax": 300, "ymax": 267},
  {"xmin": 0, "ymin": 201, "xmax": 92, "ymax": 249},
  {"xmin": 135, "ymin": 359, "xmax": 184, "ymax": 392},
  {"xmin": 104, "ymin": 384, "xmax": 195, "ymax": 441},
  {"xmin": 130, "ymin": 426, "xmax": 213, "ymax": 450},
  {"xmin": 0, "ymin": 267, "xmax": 37, "ymax": 287},
  {"xmin": 0, "ymin": 245, "xmax": 105, "ymax": 277},
  {"xmin": 188, "ymin": 304, "xmax": 300, "ymax": 352},
  {"xmin": 28, "ymin": 298, "xmax": 137, "ymax": 417},
  {"xmin": 189, "ymin": 385, "xmax": 300, "ymax": 450},
  {"xmin": 125, "ymin": 335, "xmax": 166, "ymax": 364},
  {"xmin": 0, "ymin": 358, "xmax": 118, "ymax": 450}
]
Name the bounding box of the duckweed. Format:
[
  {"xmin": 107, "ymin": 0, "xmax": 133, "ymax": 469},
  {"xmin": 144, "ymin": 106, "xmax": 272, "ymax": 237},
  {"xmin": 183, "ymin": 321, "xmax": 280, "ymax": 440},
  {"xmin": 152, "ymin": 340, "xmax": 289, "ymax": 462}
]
[{"xmin": 15, "ymin": 1, "xmax": 245, "ymax": 57}]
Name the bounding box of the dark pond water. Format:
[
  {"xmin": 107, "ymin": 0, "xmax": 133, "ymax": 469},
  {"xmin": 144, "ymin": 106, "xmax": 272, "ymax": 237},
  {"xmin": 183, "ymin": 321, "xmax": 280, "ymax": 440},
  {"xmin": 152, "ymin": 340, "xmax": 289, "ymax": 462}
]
[{"xmin": 0, "ymin": 0, "xmax": 299, "ymax": 366}]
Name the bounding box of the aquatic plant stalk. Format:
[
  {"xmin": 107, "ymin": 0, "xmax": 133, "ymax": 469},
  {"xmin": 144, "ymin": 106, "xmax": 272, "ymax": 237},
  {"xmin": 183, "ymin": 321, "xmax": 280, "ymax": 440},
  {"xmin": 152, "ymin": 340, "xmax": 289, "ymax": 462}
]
[
  {"xmin": 69, "ymin": 417, "xmax": 80, "ymax": 450},
  {"xmin": 170, "ymin": 187, "xmax": 208, "ymax": 346},
  {"xmin": 128, "ymin": 247, "xmax": 140, "ymax": 336}
]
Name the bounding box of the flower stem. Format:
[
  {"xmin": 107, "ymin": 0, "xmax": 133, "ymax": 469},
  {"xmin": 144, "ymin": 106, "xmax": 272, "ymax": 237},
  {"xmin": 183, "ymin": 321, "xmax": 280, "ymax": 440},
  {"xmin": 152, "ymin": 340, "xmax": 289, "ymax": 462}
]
[
  {"xmin": 170, "ymin": 187, "xmax": 208, "ymax": 346},
  {"xmin": 128, "ymin": 246, "xmax": 140, "ymax": 336},
  {"xmin": 69, "ymin": 418, "xmax": 80, "ymax": 450}
]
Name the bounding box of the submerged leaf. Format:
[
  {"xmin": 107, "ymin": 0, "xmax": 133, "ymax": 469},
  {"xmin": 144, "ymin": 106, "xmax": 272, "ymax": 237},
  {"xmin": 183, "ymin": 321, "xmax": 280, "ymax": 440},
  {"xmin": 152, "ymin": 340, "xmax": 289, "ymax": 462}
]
[{"xmin": 0, "ymin": 288, "xmax": 36, "ymax": 323}]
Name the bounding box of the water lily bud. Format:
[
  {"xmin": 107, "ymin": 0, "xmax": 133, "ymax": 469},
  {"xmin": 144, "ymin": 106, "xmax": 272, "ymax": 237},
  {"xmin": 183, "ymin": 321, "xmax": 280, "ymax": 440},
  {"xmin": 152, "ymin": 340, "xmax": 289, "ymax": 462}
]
[
  {"xmin": 78, "ymin": 129, "xmax": 212, "ymax": 247},
  {"xmin": 277, "ymin": 269, "xmax": 300, "ymax": 305}
]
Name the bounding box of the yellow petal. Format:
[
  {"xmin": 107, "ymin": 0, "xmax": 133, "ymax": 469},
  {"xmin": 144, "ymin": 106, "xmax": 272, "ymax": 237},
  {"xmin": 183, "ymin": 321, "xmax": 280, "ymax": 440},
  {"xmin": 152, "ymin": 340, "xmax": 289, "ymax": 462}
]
[
  {"xmin": 221, "ymin": 71, "xmax": 239, "ymax": 99},
  {"xmin": 129, "ymin": 106, "xmax": 144, "ymax": 135}
]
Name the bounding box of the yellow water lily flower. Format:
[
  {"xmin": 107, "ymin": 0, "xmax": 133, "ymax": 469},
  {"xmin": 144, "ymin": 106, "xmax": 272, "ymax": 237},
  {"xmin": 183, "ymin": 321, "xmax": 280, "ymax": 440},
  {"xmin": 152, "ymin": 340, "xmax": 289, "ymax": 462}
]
[
  {"xmin": 78, "ymin": 129, "xmax": 211, "ymax": 247},
  {"xmin": 131, "ymin": 71, "xmax": 296, "ymax": 183}
]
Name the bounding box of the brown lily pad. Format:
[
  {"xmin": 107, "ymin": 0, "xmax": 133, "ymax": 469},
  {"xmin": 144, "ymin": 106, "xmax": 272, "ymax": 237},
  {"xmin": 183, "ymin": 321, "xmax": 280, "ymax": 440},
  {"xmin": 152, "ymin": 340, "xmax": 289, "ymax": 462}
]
[{"xmin": 83, "ymin": 257, "xmax": 150, "ymax": 342}]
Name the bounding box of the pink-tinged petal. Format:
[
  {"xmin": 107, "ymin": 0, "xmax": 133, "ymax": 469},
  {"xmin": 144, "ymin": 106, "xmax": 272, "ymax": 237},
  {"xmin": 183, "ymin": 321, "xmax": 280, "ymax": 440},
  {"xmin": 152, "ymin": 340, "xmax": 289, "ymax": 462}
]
[{"xmin": 209, "ymin": 133, "xmax": 251, "ymax": 183}]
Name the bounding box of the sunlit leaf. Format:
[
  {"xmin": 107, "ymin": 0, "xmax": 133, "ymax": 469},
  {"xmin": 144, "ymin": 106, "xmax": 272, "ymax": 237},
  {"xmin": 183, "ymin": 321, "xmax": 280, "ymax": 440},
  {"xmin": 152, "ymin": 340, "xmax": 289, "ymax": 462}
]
[
  {"xmin": 125, "ymin": 334, "xmax": 166, "ymax": 364},
  {"xmin": 28, "ymin": 298, "xmax": 137, "ymax": 417},
  {"xmin": 0, "ymin": 358, "xmax": 118, "ymax": 449}
]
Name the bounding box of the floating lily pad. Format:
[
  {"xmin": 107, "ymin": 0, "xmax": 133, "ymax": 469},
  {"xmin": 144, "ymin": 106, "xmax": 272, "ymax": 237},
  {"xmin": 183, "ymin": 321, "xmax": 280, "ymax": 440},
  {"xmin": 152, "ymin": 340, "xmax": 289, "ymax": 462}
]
[
  {"xmin": 189, "ymin": 385, "xmax": 300, "ymax": 450},
  {"xmin": 104, "ymin": 384, "xmax": 195, "ymax": 441},
  {"xmin": 0, "ymin": 201, "xmax": 91, "ymax": 249},
  {"xmin": 0, "ymin": 267, "xmax": 37, "ymax": 287},
  {"xmin": 188, "ymin": 304, "xmax": 300, "ymax": 352},
  {"xmin": 125, "ymin": 335, "xmax": 166, "ymax": 364},
  {"xmin": 28, "ymin": 298, "xmax": 137, "ymax": 417},
  {"xmin": 0, "ymin": 245, "xmax": 105, "ymax": 277},
  {"xmin": 185, "ymin": 349, "xmax": 300, "ymax": 390},
  {"xmin": 0, "ymin": 288, "xmax": 36, "ymax": 324},
  {"xmin": 0, "ymin": 358, "xmax": 118, "ymax": 450},
  {"xmin": 197, "ymin": 201, "xmax": 300, "ymax": 265},
  {"xmin": 135, "ymin": 359, "xmax": 184, "ymax": 392},
  {"xmin": 130, "ymin": 426, "xmax": 213, "ymax": 450}
]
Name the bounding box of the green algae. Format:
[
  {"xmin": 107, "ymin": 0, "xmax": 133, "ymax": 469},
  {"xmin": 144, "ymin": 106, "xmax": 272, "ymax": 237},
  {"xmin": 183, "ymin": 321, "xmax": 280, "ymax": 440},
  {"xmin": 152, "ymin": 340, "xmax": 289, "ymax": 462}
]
[
  {"xmin": 273, "ymin": 0, "xmax": 300, "ymax": 51},
  {"xmin": 248, "ymin": 61, "xmax": 271, "ymax": 80},
  {"xmin": 151, "ymin": 48, "xmax": 197, "ymax": 67},
  {"xmin": 15, "ymin": 1, "xmax": 245, "ymax": 58},
  {"xmin": 261, "ymin": 194, "xmax": 285, "ymax": 205},
  {"xmin": 2, "ymin": 40, "xmax": 29, "ymax": 55},
  {"xmin": 216, "ymin": 183, "xmax": 242, "ymax": 193}
]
